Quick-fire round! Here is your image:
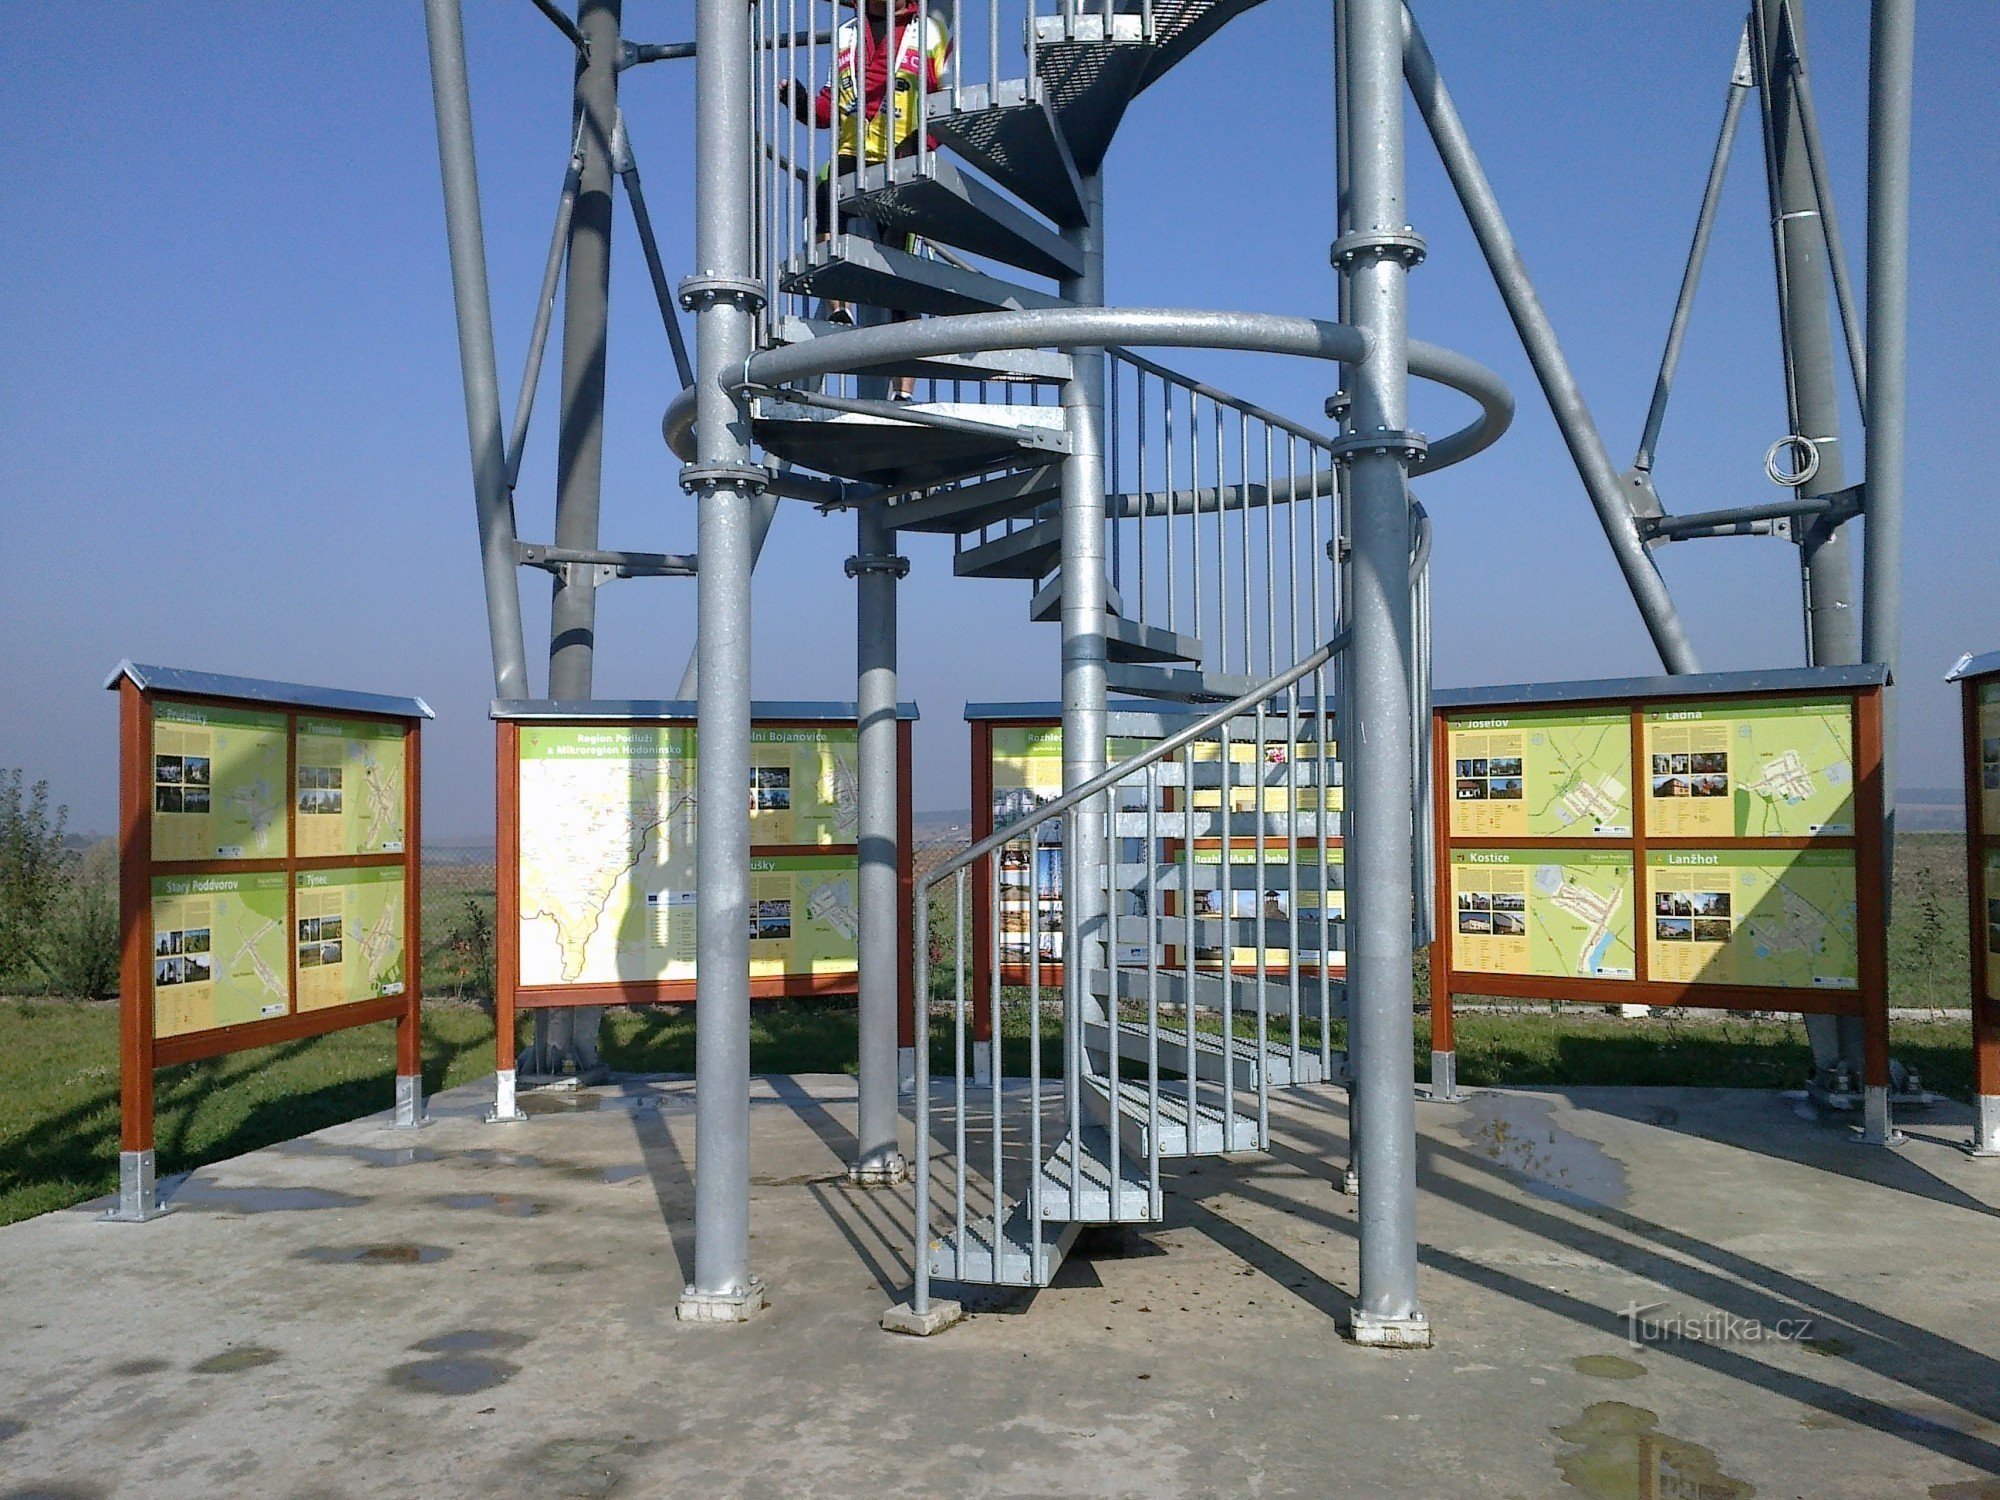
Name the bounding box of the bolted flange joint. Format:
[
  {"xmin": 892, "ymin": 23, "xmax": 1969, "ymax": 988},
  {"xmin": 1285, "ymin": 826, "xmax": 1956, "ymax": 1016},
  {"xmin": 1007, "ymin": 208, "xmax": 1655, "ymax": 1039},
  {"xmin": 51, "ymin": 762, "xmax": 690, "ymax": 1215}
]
[
  {"xmin": 677, "ymin": 272, "xmax": 766, "ymax": 312},
  {"xmin": 844, "ymin": 553, "xmax": 910, "ymax": 579},
  {"xmin": 1329, "ymin": 226, "xmax": 1427, "ymax": 271},
  {"xmin": 1327, "ymin": 427, "xmax": 1429, "ymax": 467},
  {"xmin": 679, "ymin": 461, "xmax": 769, "ymax": 495},
  {"xmin": 1324, "ymin": 390, "xmax": 1352, "ymax": 422}
]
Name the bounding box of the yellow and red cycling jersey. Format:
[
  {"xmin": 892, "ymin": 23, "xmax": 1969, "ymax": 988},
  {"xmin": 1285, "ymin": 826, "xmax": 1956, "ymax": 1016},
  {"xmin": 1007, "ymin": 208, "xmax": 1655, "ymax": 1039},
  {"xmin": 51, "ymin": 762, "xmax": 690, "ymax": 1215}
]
[{"xmin": 812, "ymin": 7, "xmax": 952, "ymax": 162}]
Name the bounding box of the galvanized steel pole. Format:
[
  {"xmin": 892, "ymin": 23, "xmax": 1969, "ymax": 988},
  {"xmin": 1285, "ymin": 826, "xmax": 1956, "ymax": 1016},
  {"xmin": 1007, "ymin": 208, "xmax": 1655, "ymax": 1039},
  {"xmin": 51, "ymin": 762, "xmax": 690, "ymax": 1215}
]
[
  {"xmin": 1061, "ymin": 174, "xmax": 1111, "ymax": 1061},
  {"xmin": 423, "ymin": 0, "xmax": 531, "ymax": 701},
  {"xmin": 677, "ymin": 0, "xmax": 767, "ymax": 1324},
  {"xmin": 540, "ymin": 0, "xmax": 622, "ymax": 1081},
  {"xmin": 1342, "ymin": 0, "xmax": 1428, "ymax": 1348},
  {"xmin": 1402, "ymin": 7, "xmax": 1701, "ymax": 677},
  {"xmin": 1860, "ymin": 0, "xmax": 1913, "ymax": 1142}
]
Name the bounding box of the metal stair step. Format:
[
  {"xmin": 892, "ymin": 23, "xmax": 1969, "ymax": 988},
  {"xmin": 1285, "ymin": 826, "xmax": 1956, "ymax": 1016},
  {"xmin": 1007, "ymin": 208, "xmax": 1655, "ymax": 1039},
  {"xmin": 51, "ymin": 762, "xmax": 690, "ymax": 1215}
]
[
  {"xmin": 886, "ymin": 466, "xmax": 1063, "ymax": 534},
  {"xmin": 1085, "ymin": 1018, "xmax": 1327, "ymax": 1090},
  {"xmin": 782, "ymin": 235, "xmax": 1069, "ymax": 318},
  {"xmin": 1036, "ymin": 1126, "xmax": 1155, "ymax": 1222},
  {"xmin": 955, "ymin": 516, "xmax": 1062, "ymax": 581},
  {"xmin": 927, "ymin": 81, "xmax": 1087, "ymax": 226},
  {"xmin": 1104, "ymin": 614, "xmax": 1202, "ymax": 666},
  {"xmin": 1029, "ymin": 574, "xmax": 1124, "ymax": 623},
  {"xmin": 1104, "ymin": 661, "xmax": 1268, "ymax": 703},
  {"xmin": 844, "ymin": 159, "xmax": 1082, "ymax": 281},
  {"xmin": 770, "ymin": 316, "xmax": 1072, "ymax": 386},
  {"xmin": 751, "ymin": 398, "xmax": 1064, "ymax": 485},
  {"xmin": 1081, "ymin": 1073, "xmax": 1262, "ymax": 1159},
  {"xmin": 1108, "ymin": 809, "xmax": 1334, "ymax": 839},
  {"xmin": 1114, "ymin": 913, "xmax": 1342, "ymax": 956},
  {"xmin": 1088, "ymin": 965, "xmax": 1347, "ymax": 1023},
  {"xmin": 926, "ymin": 1206, "xmax": 1079, "ymax": 1288},
  {"xmin": 1112, "ymin": 860, "xmax": 1346, "ymax": 894},
  {"xmin": 1125, "ymin": 759, "xmax": 1335, "ymax": 790}
]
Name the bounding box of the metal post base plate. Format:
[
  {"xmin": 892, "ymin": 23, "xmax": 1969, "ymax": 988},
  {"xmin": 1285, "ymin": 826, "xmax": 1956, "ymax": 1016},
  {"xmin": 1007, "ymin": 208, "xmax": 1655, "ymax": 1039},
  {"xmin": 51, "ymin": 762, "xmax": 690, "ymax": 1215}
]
[
  {"xmin": 897, "ymin": 1046, "xmax": 917, "ymax": 1097},
  {"xmin": 881, "ymin": 1297, "xmax": 964, "ymax": 1337},
  {"xmin": 1345, "ymin": 1309, "xmax": 1433, "ymax": 1349},
  {"xmin": 972, "ymin": 1040, "xmax": 994, "ymax": 1088},
  {"xmin": 485, "ymin": 1069, "xmax": 529, "ymax": 1125},
  {"xmin": 394, "ymin": 1075, "xmax": 431, "ymax": 1129},
  {"xmin": 99, "ymin": 1151, "xmax": 176, "ymax": 1224},
  {"xmin": 1339, "ymin": 1166, "xmax": 1360, "ymax": 1197},
  {"xmin": 676, "ymin": 1278, "xmax": 770, "ymax": 1324},
  {"xmin": 1852, "ymin": 1084, "xmax": 1905, "ymax": 1148},
  {"xmin": 1965, "ymin": 1096, "xmax": 2000, "ymax": 1158},
  {"xmin": 847, "ymin": 1153, "xmax": 911, "ymax": 1187},
  {"xmin": 1418, "ymin": 1049, "xmax": 1463, "ymax": 1102}
]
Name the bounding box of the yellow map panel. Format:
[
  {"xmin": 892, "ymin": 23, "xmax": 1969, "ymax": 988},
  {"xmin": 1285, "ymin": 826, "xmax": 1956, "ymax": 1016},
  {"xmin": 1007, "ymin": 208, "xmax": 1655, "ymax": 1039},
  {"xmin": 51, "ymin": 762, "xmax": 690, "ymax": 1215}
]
[
  {"xmin": 150, "ymin": 702, "xmax": 287, "ymax": 862},
  {"xmin": 295, "ymin": 717, "xmax": 407, "ymax": 858},
  {"xmin": 1643, "ymin": 697, "xmax": 1854, "ymax": 838},
  {"xmin": 1450, "ymin": 849, "xmax": 1635, "ymax": 981},
  {"xmin": 1447, "ymin": 709, "xmax": 1631, "ymax": 838},
  {"xmin": 1645, "ymin": 849, "xmax": 1857, "ymax": 990},
  {"xmin": 150, "ymin": 872, "xmax": 290, "ymax": 1038},
  {"xmin": 295, "ymin": 867, "xmax": 406, "ymax": 1011}
]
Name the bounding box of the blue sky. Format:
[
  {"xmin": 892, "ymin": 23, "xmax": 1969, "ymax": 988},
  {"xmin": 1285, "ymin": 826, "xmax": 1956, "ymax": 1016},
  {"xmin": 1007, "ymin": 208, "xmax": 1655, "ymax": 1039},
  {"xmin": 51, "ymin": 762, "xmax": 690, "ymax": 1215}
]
[{"xmin": 1, "ymin": 2, "xmax": 1993, "ymax": 839}]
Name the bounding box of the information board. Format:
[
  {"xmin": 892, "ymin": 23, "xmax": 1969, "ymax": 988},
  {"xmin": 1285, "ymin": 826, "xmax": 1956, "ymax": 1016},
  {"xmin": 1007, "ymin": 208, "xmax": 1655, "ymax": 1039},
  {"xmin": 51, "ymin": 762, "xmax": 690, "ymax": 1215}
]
[
  {"xmin": 1429, "ymin": 666, "xmax": 1890, "ymax": 1103},
  {"xmin": 496, "ymin": 704, "xmax": 915, "ymax": 1014},
  {"xmin": 1641, "ymin": 697, "xmax": 1854, "ymax": 838},
  {"xmin": 1980, "ymin": 681, "xmax": 2000, "ymax": 838},
  {"xmin": 296, "ymin": 867, "xmax": 408, "ymax": 1011},
  {"xmin": 1984, "ymin": 848, "xmax": 2000, "ymax": 1005},
  {"xmin": 149, "ymin": 871, "xmax": 291, "ymax": 1037},
  {"xmin": 1447, "ymin": 708, "xmax": 1631, "ymax": 838},
  {"xmin": 295, "ymin": 716, "xmax": 408, "ymax": 857},
  {"xmin": 149, "ymin": 701, "xmax": 289, "ymax": 861},
  {"xmin": 111, "ymin": 662, "xmax": 430, "ymax": 1218}
]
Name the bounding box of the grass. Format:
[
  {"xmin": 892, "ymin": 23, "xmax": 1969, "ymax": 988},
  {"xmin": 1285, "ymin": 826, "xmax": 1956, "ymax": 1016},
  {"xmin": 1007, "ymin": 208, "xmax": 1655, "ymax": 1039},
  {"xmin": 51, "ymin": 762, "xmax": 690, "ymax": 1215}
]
[{"xmin": 0, "ymin": 833, "xmax": 1980, "ymax": 1227}]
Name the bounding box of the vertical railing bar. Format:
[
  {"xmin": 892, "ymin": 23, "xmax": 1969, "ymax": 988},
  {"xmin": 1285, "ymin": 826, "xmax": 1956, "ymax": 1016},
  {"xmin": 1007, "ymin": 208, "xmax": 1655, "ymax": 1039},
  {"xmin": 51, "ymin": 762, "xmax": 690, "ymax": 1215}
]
[
  {"xmin": 1108, "ymin": 362, "xmax": 1122, "ymax": 595},
  {"xmin": 1251, "ymin": 416, "xmax": 1269, "ymax": 1143},
  {"xmin": 954, "ymin": 866, "xmax": 968, "ymax": 1276},
  {"xmin": 1189, "ymin": 387, "xmax": 1202, "ymax": 648},
  {"xmin": 1136, "ymin": 367, "xmax": 1148, "ymax": 622},
  {"xmin": 990, "ymin": 0, "xmax": 1001, "ymax": 98},
  {"xmin": 990, "ymin": 832, "xmax": 1005, "ymax": 1280},
  {"xmin": 1028, "ymin": 825, "xmax": 1044, "ymax": 1280},
  {"xmin": 1220, "ymin": 709, "xmax": 1234, "ymax": 1147},
  {"xmin": 1313, "ymin": 452, "xmax": 1332, "ymax": 1077},
  {"xmin": 1182, "ymin": 738, "xmax": 1197, "ymax": 1139},
  {"xmin": 1066, "ymin": 822, "xmax": 1083, "ymax": 1224},
  {"xmin": 1146, "ymin": 755, "xmax": 1160, "ymax": 1216},
  {"xmin": 915, "ymin": 853, "xmax": 935, "ymax": 1316},
  {"xmin": 1286, "ymin": 435, "xmax": 1302, "ymax": 1075},
  {"xmin": 1163, "ymin": 376, "xmax": 1176, "ymax": 633}
]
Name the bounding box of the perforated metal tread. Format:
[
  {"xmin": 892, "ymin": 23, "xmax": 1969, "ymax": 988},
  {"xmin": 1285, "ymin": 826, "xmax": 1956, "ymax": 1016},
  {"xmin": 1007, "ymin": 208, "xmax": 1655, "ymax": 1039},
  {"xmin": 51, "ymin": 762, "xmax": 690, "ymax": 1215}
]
[
  {"xmin": 770, "ymin": 316, "xmax": 1073, "ymax": 386},
  {"xmin": 1103, "ymin": 661, "xmax": 1266, "ymax": 703},
  {"xmin": 1082, "ymin": 1073, "xmax": 1263, "ymax": 1158},
  {"xmin": 927, "ymin": 1208, "xmax": 1079, "ymax": 1287},
  {"xmin": 782, "ymin": 235, "xmax": 1069, "ymax": 318},
  {"xmin": 843, "ymin": 159, "xmax": 1081, "ymax": 280},
  {"xmin": 1037, "ymin": 1126, "xmax": 1156, "ymax": 1221},
  {"xmin": 752, "ymin": 398, "xmax": 1064, "ymax": 485},
  {"xmin": 1084, "ymin": 1017, "xmax": 1329, "ymax": 1090},
  {"xmin": 885, "ymin": 465, "xmax": 1064, "ymax": 533},
  {"xmin": 1088, "ymin": 965, "xmax": 1346, "ymax": 1024},
  {"xmin": 928, "ymin": 81, "xmax": 1087, "ymax": 226},
  {"xmin": 954, "ymin": 515, "xmax": 1062, "ymax": 580}
]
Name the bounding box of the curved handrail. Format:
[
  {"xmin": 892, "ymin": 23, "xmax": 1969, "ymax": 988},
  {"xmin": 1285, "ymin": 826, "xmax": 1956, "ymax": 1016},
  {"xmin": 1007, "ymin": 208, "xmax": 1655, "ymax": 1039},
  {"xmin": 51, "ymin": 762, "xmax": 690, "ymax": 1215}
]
[{"xmin": 662, "ymin": 306, "xmax": 1513, "ymax": 479}]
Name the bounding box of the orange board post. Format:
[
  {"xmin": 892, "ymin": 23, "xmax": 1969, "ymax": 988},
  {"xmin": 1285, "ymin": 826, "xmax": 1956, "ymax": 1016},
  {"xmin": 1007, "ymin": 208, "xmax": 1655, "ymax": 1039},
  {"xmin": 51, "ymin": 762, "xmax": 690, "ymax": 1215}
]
[
  {"xmin": 1949, "ymin": 650, "xmax": 2000, "ymax": 1156},
  {"xmin": 1429, "ymin": 664, "xmax": 1896, "ymax": 1145},
  {"xmin": 104, "ymin": 662, "xmax": 431, "ymax": 1222}
]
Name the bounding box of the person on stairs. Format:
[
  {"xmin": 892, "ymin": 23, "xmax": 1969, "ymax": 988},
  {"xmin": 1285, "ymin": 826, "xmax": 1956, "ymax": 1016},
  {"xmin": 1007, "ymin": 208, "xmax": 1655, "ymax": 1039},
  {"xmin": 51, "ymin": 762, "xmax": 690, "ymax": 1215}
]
[{"xmin": 779, "ymin": 0, "xmax": 952, "ymax": 403}]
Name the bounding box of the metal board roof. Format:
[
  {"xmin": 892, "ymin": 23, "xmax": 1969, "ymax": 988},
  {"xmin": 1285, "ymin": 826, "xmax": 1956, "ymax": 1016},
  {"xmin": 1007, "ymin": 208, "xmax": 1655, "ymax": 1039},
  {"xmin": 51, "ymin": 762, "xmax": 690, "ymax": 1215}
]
[
  {"xmin": 1946, "ymin": 650, "xmax": 2000, "ymax": 684},
  {"xmin": 493, "ymin": 699, "xmax": 918, "ymax": 722},
  {"xmin": 105, "ymin": 661, "xmax": 433, "ymax": 720},
  {"xmin": 1433, "ymin": 663, "xmax": 1888, "ymax": 713}
]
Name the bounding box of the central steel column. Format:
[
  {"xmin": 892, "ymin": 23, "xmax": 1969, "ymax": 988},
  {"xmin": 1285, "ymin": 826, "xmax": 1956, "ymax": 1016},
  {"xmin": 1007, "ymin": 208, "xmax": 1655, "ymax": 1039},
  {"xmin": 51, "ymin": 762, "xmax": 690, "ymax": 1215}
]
[
  {"xmin": 540, "ymin": 0, "xmax": 622, "ymax": 1082},
  {"xmin": 1340, "ymin": 0, "xmax": 1429, "ymax": 1348},
  {"xmin": 676, "ymin": 0, "xmax": 767, "ymax": 1323},
  {"xmin": 1757, "ymin": 0, "xmax": 1866, "ymax": 1083},
  {"xmin": 850, "ymin": 497, "xmax": 909, "ymax": 1181},
  {"xmin": 1060, "ymin": 173, "xmax": 1111, "ymax": 1071}
]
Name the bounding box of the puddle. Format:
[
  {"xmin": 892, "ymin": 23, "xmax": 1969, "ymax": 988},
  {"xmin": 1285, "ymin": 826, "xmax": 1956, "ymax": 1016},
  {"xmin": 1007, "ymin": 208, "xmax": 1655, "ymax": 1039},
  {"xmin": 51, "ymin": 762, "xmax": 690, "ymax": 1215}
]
[
  {"xmin": 1553, "ymin": 1401, "xmax": 1751, "ymax": 1499},
  {"xmin": 1572, "ymin": 1355, "xmax": 1646, "ymax": 1381},
  {"xmin": 0, "ymin": 1418, "xmax": 22, "ymax": 1442},
  {"xmin": 1463, "ymin": 1095, "xmax": 1629, "ymax": 1210},
  {"xmin": 431, "ymin": 1193, "xmax": 542, "ymax": 1218},
  {"xmin": 386, "ymin": 1356, "xmax": 519, "ymax": 1396},
  {"xmin": 602, "ymin": 1165, "xmax": 646, "ymax": 1184},
  {"xmin": 515, "ymin": 1437, "xmax": 653, "ymax": 1499},
  {"xmin": 297, "ymin": 1243, "xmax": 452, "ymax": 1266},
  {"xmin": 274, "ymin": 1139, "xmax": 444, "ymax": 1169},
  {"xmin": 105, "ymin": 1359, "xmax": 169, "ymax": 1377},
  {"xmin": 167, "ymin": 1180, "xmax": 366, "ymax": 1214},
  {"xmin": 192, "ymin": 1346, "xmax": 281, "ymax": 1375},
  {"xmin": 454, "ymin": 1149, "xmax": 547, "ymax": 1171},
  {"xmin": 410, "ymin": 1330, "xmax": 529, "ymax": 1356}
]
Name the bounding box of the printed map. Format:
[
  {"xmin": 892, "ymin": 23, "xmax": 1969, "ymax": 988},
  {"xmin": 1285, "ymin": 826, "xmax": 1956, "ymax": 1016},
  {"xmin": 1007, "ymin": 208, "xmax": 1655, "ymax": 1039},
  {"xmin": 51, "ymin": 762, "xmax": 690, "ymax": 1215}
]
[
  {"xmin": 151, "ymin": 872, "xmax": 290, "ymax": 1037},
  {"xmin": 1452, "ymin": 849, "xmax": 1635, "ymax": 981},
  {"xmin": 1647, "ymin": 849, "xmax": 1857, "ymax": 989},
  {"xmin": 1448, "ymin": 709, "xmax": 1631, "ymax": 838},
  {"xmin": 1644, "ymin": 697, "xmax": 1855, "ymax": 838}
]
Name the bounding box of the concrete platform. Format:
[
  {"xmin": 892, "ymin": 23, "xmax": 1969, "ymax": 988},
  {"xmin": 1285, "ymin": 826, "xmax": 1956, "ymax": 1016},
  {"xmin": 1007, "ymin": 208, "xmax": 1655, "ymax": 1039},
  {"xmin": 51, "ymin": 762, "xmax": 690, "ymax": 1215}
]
[{"xmin": 2, "ymin": 1075, "xmax": 1998, "ymax": 1497}]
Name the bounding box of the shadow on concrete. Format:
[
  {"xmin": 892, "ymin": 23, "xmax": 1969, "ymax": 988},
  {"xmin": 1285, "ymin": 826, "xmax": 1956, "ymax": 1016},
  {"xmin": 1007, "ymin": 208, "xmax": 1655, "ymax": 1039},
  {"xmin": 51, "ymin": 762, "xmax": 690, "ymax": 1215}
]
[
  {"xmin": 626, "ymin": 1104, "xmax": 695, "ymax": 1285},
  {"xmin": 1207, "ymin": 1089, "xmax": 2000, "ymax": 1476}
]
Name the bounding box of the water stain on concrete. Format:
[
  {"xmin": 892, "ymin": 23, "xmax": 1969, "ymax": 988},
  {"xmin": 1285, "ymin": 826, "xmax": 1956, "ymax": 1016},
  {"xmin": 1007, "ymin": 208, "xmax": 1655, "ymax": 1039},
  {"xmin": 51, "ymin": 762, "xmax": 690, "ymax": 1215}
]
[
  {"xmin": 0, "ymin": 1418, "xmax": 23, "ymax": 1443},
  {"xmin": 433, "ymin": 1193, "xmax": 543, "ymax": 1218},
  {"xmin": 519, "ymin": 1092, "xmax": 607, "ymax": 1115},
  {"xmin": 105, "ymin": 1359, "xmax": 169, "ymax": 1377},
  {"xmin": 168, "ymin": 1180, "xmax": 366, "ymax": 1214},
  {"xmin": 386, "ymin": 1356, "xmax": 519, "ymax": 1396},
  {"xmin": 410, "ymin": 1330, "xmax": 530, "ymax": 1357},
  {"xmin": 192, "ymin": 1346, "xmax": 282, "ymax": 1375},
  {"xmin": 1463, "ymin": 1095, "xmax": 1629, "ymax": 1210},
  {"xmin": 1800, "ymin": 1334, "xmax": 1852, "ymax": 1358},
  {"xmin": 297, "ymin": 1243, "xmax": 452, "ymax": 1266},
  {"xmin": 1572, "ymin": 1354, "xmax": 1646, "ymax": 1381},
  {"xmin": 0, "ymin": 1484, "xmax": 107, "ymax": 1500},
  {"xmin": 455, "ymin": 1149, "xmax": 547, "ymax": 1171},
  {"xmin": 602, "ymin": 1164, "xmax": 646, "ymax": 1184},
  {"xmin": 509, "ymin": 1436, "xmax": 654, "ymax": 1498},
  {"xmin": 1552, "ymin": 1401, "xmax": 1752, "ymax": 1499},
  {"xmin": 274, "ymin": 1139, "xmax": 444, "ymax": 1169}
]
